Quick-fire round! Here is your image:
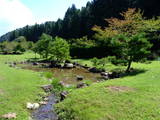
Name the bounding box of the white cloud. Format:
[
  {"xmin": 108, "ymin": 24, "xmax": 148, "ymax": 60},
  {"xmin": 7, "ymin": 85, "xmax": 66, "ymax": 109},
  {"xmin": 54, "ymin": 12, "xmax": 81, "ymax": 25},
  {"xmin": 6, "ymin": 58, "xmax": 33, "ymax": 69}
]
[{"xmin": 0, "ymin": 0, "xmax": 35, "ymax": 35}]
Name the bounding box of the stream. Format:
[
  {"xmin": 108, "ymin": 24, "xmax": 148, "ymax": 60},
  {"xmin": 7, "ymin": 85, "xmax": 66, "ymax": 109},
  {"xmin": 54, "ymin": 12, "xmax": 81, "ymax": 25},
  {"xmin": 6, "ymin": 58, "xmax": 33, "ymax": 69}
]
[
  {"xmin": 31, "ymin": 94, "xmax": 58, "ymax": 120},
  {"xmin": 16, "ymin": 63, "xmax": 102, "ymax": 120}
]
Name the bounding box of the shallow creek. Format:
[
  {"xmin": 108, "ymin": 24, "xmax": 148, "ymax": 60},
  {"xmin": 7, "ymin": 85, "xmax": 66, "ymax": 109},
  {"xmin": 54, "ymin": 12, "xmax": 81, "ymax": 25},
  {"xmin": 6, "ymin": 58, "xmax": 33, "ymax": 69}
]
[
  {"xmin": 17, "ymin": 63, "xmax": 102, "ymax": 120},
  {"xmin": 18, "ymin": 63, "xmax": 102, "ymax": 85},
  {"xmin": 31, "ymin": 94, "xmax": 58, "ymax": 120}
]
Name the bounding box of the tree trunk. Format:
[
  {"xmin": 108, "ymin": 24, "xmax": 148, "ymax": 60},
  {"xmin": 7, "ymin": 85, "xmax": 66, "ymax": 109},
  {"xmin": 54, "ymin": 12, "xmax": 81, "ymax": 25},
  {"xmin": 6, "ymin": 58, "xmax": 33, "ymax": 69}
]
[
  {"xmin": 126, "ymin": 60, "xmax": 132, "ymax": 73},
  {"xmin": 35, "ymin": 52, "xmax": 37, "ymax": 59}
]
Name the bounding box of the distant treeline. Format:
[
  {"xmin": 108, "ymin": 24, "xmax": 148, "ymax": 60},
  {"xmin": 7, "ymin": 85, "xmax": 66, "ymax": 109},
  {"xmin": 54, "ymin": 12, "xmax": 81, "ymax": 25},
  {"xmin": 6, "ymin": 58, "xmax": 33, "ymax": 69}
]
[
  {"xmin": 0, "ymin": 0, "xmax": 159, "ymax": 58},
  {"xmin": 0, "ymin": 0, "xmax": 159, "ymax": 42}
]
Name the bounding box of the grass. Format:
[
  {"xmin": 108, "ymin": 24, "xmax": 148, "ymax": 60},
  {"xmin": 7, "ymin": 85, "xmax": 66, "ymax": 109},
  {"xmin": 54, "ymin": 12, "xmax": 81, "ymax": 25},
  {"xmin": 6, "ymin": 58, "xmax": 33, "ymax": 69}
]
[
  {"xmin": 0, "ymin": 52, "xmax": 49, "ymax": 120},
  {"xmin": 56, "ymin": 61, "xmax": 160, "ymax": 120},
  {"xmin": 72, "ymin": 59, "xmax": 126, "ymax": 71},
  {"xmin": 1, "ymin": 53, "xmax": 160, "ymax": 120}
]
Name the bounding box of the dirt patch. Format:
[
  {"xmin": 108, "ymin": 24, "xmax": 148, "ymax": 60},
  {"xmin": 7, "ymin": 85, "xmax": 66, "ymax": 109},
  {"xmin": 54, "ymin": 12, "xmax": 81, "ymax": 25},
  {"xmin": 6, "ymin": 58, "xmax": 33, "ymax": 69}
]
[
  {"xmin": 0, "ymin": 89, "xmax": 4, "ymax": 95},
  {"xmin": 106, "ymin": 86, "xmax": 135, "ymax": 92}
]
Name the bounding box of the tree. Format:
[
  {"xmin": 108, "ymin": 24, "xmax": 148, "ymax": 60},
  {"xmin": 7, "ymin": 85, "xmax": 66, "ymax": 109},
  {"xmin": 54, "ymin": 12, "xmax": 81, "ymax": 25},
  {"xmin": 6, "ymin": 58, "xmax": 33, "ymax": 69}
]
[
  {"xmin": 49, "ymin": 37, "xmax": 70, "ymax": 62},
  {"xmin": 93, "ymin": 8, "xmax": 152, "ymax": 72},
  {"xmin": 35, "ymin": 33, "xmax": 52, "ymax": 59},
  {"xmin": 112, "ymin": 33, "xmax": 152, "ymax": 72}
]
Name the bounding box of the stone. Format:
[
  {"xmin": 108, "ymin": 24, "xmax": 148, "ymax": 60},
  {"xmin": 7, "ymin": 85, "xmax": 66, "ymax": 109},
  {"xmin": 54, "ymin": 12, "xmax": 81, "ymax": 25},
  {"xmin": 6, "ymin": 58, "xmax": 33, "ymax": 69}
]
[
  {"xmin": 44, "ymin": 97, "xmax": 49, "ymax": 101},
  {"xmin": 64, "ymin": 63, "xmax": 74, "ymax": 68},
  {"xmin": 101, "ymin": 72, "xmax": 109, "ymax": 76},
  {"xmin": 33, "ymin": 62, "xmax": 39, "ymax": 65},
  {"xmin": 77, "ymin": 82, "xmax": 88, "ymax": 88},
  {"xmin": 27, "ymin": 103, "xmax": 40, "ymax": 110},
  {"xmin": 108, "ymin": 72, "xmax": 120, "ymax": 79},
  {"xmin": 59, "ymin": 81, "xmax": 65, "ymax": 87},
  {"xmin": 76, "ymin": 75, "xmax": 84, "ymax": 81},
  {"xmin": 39, "ymin": 101, "xmax": 48, "ymax": 105},
  {"xmin": 1, "ymin": 113, "xmax": 17, "ymax": 119},
  {"xmin": 9, "ymin": 64, "xmax": 15, "ymax": 67},
  {"xmin": 102, "ymin": 75, "xmax": 109, "ymax": 80},
  {"xmin": 88, "ymin": 67, "xmax": 105, "ymax": 73},
  {"xmin": 41, "ymin": 84, "xmax": 53, "ymax": 92},
  {"xmin": 60, "ymin": 91, "xmax": 68, "ymax": 101},
  {"xmin": 13, "ymin": 62, "xmax": 17, "ymax": 65},
  {"xmin": 73, "ymin": 62, "xmax": 80, "ymax": 66}
]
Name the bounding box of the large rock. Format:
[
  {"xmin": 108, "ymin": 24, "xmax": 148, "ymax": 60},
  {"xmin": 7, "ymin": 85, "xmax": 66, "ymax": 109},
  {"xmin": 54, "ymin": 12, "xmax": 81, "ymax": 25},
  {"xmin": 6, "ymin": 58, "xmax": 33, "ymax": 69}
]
[
  {"xmin": 77, "ymin": 82, "xmax": 88, "ymax": 88},
  {"xmin": 76, "ymin": 75, "xmax": 84, "ymax": 81},
  {"xmin": 60, "ymin": 91, "xmax": 68, "ymax": 101},
  {"xmin": 41, "ymin": 84, "xmax": 53, "ymax": 92},
  {"xmin": 101, "ymin": 72, "xmax": 109, "ymax": 76},
  {"xmin": 63, "ymin": 63, "xmax": 74, "ymax": 68},
  {"xmin": 27, "ymin": 103, "xmax": 40, "ymax": 110},
  {"xmin": 1, "ymin": 113, "xmax": 17, "ymax": 119},
  {"xmin": 101, "ymin": 72, "xmax": 109, "ymax": 80},
  {"xmin": 73, "ymin": 62, "xmax": 80, "ymax": 66},
  {"xmin": 9, "ymin": 64, "xmax": 15, "ymax": 68},
  {"xmin": 108, "ymin": 72, "xmax": 120, "ymax": 79},
  {"xmin": 102, "ymin": 75, "xmax": 109, "ymax": 80},
  {"xmin": 32, "ymin": 62, "xmax": 39, "ymax": 65},
  {"xmin": 88, "ymin": 67, "xmax": 105, "ymax": 73},
  {"xmin": 39, "ymin": 101, "xmax": 48, "ymax": 105}
]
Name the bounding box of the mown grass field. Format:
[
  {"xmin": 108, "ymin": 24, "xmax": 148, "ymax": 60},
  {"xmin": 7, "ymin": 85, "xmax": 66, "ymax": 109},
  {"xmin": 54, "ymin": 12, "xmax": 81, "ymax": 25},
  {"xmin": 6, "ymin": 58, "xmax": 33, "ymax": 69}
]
[
  {"xmin": 1, "ymin": 53, "xmax": 160, "ymax": 120},
  {"xmin": 56, "ymin": 60, "xmax": 160, "ymax": 120},
  {"xmin": 0, "ymin": 52, "xmax": 49, "ymax": 120}
]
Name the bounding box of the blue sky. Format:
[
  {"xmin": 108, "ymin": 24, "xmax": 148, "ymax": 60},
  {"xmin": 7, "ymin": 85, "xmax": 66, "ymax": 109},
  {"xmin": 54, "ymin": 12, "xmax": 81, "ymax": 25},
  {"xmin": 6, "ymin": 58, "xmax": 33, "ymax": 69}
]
[{"xmin": 0, "ymin": 0, "xmax": 91, "ymax": 36}]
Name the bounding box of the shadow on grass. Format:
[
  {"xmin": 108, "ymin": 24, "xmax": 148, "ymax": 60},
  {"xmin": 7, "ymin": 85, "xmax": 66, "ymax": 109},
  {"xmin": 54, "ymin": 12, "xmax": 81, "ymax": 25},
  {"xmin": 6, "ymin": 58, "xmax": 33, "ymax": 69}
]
[
  {"xmin": 27, "ymin": 58, "xmax": 50, "ymax": 63},
  {"xmin": 120, "ymin": 68, "xmax": 147, "ymax": 78}
]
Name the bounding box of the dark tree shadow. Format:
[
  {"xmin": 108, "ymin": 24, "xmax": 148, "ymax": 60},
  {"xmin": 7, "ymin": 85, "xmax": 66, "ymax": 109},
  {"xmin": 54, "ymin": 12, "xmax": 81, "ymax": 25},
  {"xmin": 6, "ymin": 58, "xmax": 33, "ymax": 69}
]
[
  {"xmin": 120, "ymin": 68, "xmax": 147, "ymax": 78},
  {"xmin": 27, "ymin": 58, "xmax": 50, "ymax": 63}
]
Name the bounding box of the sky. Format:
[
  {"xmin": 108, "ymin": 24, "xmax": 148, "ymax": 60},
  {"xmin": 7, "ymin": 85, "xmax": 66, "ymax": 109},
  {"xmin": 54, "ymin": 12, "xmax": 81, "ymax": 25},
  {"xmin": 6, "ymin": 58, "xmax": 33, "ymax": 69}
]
[{"xmin": 0, "ymin": 0, "xmax": 91, "ymax": 36}]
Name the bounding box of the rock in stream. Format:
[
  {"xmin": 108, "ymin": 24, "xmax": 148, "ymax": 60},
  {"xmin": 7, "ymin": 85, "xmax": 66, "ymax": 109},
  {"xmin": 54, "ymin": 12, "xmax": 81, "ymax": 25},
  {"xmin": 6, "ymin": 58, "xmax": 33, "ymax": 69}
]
[{"xmin": 31, "ymin": 94, "xmax": 58, "ymax": 120}]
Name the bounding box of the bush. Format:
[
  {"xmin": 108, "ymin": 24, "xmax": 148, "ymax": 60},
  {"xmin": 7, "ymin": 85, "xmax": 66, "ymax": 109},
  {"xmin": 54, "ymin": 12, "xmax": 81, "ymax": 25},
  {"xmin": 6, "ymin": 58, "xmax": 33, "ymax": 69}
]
[
  {"xmin": 43, "ymin": 72, "xmax": 53, "ymax": 79},
  {"xmin": 52, "ymin": 78, "xmax": 64, "ymax": 93},
  {"xmin": 91, "ymin": 57, "xmax": 99, "ymax": 67}
]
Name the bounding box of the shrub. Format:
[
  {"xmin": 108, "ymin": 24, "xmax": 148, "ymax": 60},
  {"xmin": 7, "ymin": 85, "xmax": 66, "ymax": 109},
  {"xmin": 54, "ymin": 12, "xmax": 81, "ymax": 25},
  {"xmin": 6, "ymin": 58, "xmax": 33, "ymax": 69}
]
[
  {"xmin": 52, "ymin": 78, "xmax": 64, "ymax": 93},
  {"xmin": 43, "ymin": 72, "xmax": 53, "ymax": 79},
  {"xmin": 91, "ymin": 57, "xmax": 99, "ymax": 67}
]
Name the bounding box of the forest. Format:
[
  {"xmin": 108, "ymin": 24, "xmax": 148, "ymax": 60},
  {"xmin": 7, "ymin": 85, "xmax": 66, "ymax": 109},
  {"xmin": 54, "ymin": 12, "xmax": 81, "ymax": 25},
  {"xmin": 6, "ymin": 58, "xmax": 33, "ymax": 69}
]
[{"xmin": 0, "ymin": 0, "xmax": 160, "ymax": 58}]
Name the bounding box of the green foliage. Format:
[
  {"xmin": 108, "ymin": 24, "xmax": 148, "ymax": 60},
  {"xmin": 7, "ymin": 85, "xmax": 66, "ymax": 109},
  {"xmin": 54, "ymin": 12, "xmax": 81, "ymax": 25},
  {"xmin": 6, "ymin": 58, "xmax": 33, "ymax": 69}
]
[
  {"xmin": 52, "ymin": 78, "xmax": 64, "ymax": 93},
  {"xmin": 111, "ymin": 33, "xmax": 152, "ymax": 71},
  {"xmin": 35, "ymin": 33, "xmax": 53, "ymax": 59},
  {"xmin": 49, "ymin": 37, "xmax": 70, "ymax": 62},
  {"xmin": 43, "ymin": 72, "xmax": 53, "ymax": 79},
  {"xmin": 91, "ymin": 57, "xmax": 99, "ymax": 67},
  {"xmin": 0, "ymin": 36, "xmax": 32, "ymax": 54},
  {"xmin": 91, "ymin": 57, "xmax": 109, "ymax": 69},
  {"xmin": 93, "ymin": 9, "xmax": 153, "ymax": 72}
]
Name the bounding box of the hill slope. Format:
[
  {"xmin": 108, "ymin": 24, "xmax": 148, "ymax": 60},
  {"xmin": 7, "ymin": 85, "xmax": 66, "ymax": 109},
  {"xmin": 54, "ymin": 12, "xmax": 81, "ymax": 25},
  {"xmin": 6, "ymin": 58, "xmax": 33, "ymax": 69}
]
[{"xmin": 56, "ymin": 61, "xmax": 160, "ymax": 120}]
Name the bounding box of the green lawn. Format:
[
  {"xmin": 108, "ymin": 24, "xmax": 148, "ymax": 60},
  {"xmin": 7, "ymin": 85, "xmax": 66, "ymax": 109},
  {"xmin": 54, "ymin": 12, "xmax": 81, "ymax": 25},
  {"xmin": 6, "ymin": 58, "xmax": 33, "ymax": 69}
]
[
  {"xmin": 72, "ymin": 59, "xmax": 127, "ymax": 71},
  {"xmin": 56, "ymin": 61, "xmax": 160, "ymax": 120},
  {"xmin": 1, "ymin": 53, "xmax": 160, "ymax": 120},
  {"xmin": 0, "ymin": 52, "xmax": 49, "ymax": 120}
]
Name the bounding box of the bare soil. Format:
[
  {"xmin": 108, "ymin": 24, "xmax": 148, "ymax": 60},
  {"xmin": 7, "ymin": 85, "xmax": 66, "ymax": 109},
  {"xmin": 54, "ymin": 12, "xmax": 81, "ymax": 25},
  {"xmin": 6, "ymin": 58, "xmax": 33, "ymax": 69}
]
[{"xmin": 106, "ymin": 86, "xmax": 135, "ymax": 92}]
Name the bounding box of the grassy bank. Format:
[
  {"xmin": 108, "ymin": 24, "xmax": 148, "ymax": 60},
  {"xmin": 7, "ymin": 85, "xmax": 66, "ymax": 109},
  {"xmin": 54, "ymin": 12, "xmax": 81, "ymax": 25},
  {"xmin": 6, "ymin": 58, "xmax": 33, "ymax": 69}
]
[
  {"xmin": 56, "ymin": 61, "xmax": 160, "ymax": 120},
  {"xmin": 0, "ymin": 52, "xmax": 49, "ymax": 119}
]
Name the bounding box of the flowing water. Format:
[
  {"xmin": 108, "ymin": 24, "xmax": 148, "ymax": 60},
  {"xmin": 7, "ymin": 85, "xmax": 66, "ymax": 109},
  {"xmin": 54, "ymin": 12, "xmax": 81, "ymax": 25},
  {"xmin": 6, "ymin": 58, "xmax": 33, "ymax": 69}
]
[
  {"xmin": 31, "ymin": 94, "xmax": 58, "ymax": 120},
  {"xmin": 17, "ymin": 63, "xmax": 102, "ymax": 120}
]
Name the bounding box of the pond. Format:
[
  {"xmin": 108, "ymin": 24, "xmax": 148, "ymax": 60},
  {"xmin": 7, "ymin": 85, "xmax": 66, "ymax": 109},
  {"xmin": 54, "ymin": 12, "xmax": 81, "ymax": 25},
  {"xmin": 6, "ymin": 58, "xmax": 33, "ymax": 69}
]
[{"xmin": 17, "ymin": 63, "xmax": 102, "ymax": 85}]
